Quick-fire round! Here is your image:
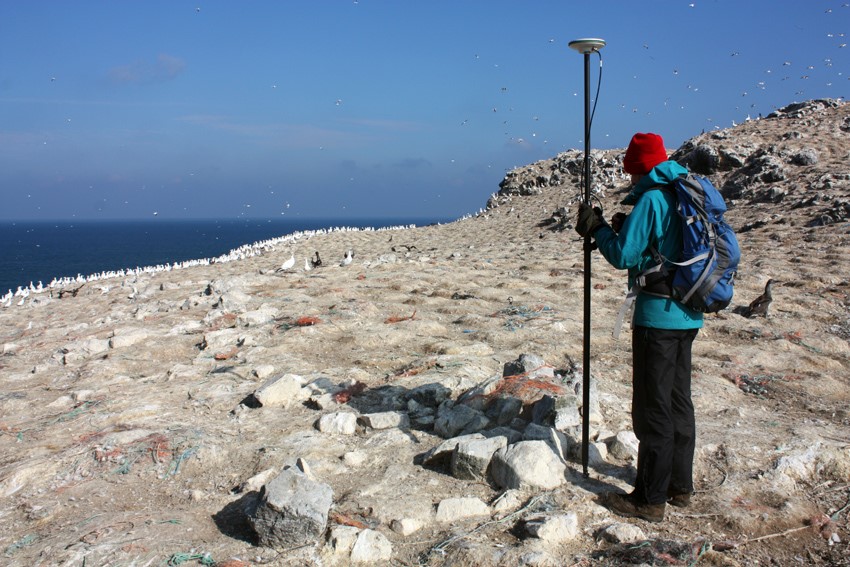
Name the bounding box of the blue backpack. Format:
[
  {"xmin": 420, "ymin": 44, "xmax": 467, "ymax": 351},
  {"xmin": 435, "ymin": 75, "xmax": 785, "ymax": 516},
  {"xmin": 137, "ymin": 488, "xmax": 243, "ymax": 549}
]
[{"xmin": 638, "ymin": 174, "xmax": 741, "ymax": 313}]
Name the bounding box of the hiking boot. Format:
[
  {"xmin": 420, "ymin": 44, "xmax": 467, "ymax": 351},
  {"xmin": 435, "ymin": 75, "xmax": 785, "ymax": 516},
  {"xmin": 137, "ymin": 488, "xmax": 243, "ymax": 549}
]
[
  {"xmin": 605, "ymin": 492, "xmax": 665, "ymax": 523},
  {"xmin": 667, "ymin": 490, "xmax": 691, "ymax": 508}
]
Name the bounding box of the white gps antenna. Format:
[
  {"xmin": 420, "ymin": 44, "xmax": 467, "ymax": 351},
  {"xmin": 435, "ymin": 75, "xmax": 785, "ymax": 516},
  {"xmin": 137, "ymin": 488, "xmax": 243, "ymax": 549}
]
[
  {"xmin": 568, "ymin": 36, "xmax": 605, "ymax": 479},
  {"xmin": 568, "ymin": 38, "xmax": 606, "ymax": 54}
]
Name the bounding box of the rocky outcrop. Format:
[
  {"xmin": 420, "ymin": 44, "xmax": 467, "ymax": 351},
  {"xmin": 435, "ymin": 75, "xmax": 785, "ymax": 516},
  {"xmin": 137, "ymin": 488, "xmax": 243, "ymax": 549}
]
[{"xmin": 493, "ymin": 99, "xmax": 849, "ymax": 229}]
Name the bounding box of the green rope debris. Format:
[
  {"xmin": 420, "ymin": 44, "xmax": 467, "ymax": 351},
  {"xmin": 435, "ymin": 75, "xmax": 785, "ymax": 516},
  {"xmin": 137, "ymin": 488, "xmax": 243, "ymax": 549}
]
[
  {"xmin": 166, "ymin": 552, "xmax": 215, "ymax": 566},
  {"xmin": 4, "ymin": 534, "xmax": 37, "ymax": 557},
  {"xmin": 52, "ymin": 399, "xmax": 102, "ymax": 424}
]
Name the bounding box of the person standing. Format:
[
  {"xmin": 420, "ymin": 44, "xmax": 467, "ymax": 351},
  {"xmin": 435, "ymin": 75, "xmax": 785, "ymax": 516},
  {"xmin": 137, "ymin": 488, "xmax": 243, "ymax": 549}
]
[{"xmin": 574, "ymin": 132, "xmax": 703, "ymax": 522}]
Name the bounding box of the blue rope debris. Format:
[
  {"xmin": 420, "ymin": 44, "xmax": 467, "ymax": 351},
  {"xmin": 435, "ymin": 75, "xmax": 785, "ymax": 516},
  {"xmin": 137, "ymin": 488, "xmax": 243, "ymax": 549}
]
[
  {"xmin": 493, "ymin": 305, "xmax": 555, "ymax": 332},
  {"xmin": 166, "ymin": 447, "xmax": 199, "ymax": 477}
]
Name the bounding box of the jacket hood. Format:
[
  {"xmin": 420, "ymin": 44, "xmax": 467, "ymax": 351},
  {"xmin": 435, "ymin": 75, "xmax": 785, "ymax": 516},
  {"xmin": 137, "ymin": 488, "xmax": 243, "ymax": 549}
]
[{"xmin": 620, "ymin": 160, "xmax": 689, "ymax": 205}]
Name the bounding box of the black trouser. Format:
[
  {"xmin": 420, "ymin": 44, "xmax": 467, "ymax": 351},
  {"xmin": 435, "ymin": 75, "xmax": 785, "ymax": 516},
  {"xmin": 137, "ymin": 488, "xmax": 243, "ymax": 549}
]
[{"xmin": 631, "ymin": 326, "xmax": 699, "ymax": 505}]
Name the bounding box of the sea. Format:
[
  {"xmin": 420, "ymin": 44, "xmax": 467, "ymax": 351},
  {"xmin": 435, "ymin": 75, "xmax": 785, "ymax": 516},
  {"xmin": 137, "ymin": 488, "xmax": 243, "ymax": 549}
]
[{"xmin": 0, "ymin": 217, "xmax": 452, "ymax": 294}]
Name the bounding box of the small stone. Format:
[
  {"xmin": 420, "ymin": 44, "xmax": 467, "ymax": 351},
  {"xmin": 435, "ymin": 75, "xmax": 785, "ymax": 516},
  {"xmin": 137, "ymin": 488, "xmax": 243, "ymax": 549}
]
[
  {"xmin": 503, "ymin": 353, "xmax": 553, "ymax": 379},
  {"xmin": 420, "ymin": 433, "xmax": 485, "ymax": 468},
  {"xmin": 607, "ymin": 431, "xmax": 639, "ymax": 461},
  {"xmin": 553, "ymin": 395, "xmax": 581, "ymax": 430},
  {"xmin": 598, "ymin": 522, "xmax": 646, "ymax": 543},
  {"xmin": 434, "ymin": 401, "xmax": 490, "ymax": 438},
  {"xmin": 492, "ymin": 489, "xmax": 526, "ymax": 513},
  {"xmin": 451, "ymin": 435, "xmax": 508, "ymax": 481},
  {"xmin": 253, "ymin": 374, "xmax": 305, "ymax": 408},
  {"xmin": 252, "ymin": 364, "xmax": 275, "ymax": 380},
  {"xmin": 317, "ymin": 412, "xmax": 358, "ymax": 435},
  {"xmin": 524, "ymin": 512, "xmax": 579, "ymax": 543},
  {"xmin": 358, "ymin": 411, "xmax": 410, "ymax": 430},
  {"xmin": 295, "ymin": 458, "xmax": 314, "ymax": 480},
  {"xmin": 71, "ymin": 390, "xmax": 96, "ymax": 402},
  {"xmin": 435, "ymin": 497, "xmax": 490, "ymax": 523},
  {"xmin": 343, "ymin": 450, "xmax": 368, "ymax": 467},
  {"xmin": 391, "ymin": 517, "xmax": 425, "ymax": 536},
  {"xmin": 109, "ymin": 328, "xmax": 151, "ymax": 349},
  {"xmin": 188, "ymin": 489, "xmax": 205, "ymax": 501},
  {"xmin": 239, "ymin": 468, "xmax": 277, "ymax": 493},
  {"xmin": 327, "ymin": 525, "xmax": 360, "ymax": 555},
  {"xmin": 350, "ymin": 529, "xmax": 393, "ymax": 563}
]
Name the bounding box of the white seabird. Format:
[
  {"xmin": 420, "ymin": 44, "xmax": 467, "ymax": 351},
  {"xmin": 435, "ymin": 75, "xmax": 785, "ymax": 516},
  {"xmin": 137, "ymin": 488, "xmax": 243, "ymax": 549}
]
[
  {"xmin": 340, "ymin": 250, "xmax": 354, "ymax": 267},
  {"xmin": 277, "ymin": 253, "xmax": 295, "ymax": 272}
]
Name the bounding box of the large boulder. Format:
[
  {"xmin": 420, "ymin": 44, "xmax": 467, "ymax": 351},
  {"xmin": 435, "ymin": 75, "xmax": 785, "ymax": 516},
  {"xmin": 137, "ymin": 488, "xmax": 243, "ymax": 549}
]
[
  {"xmin": 247, "ymin": 468, "xmax": 333, "ymax": 547},
  {"xmin": 490, "ymin": 440, "xmax": 566, "ymax": 490}
]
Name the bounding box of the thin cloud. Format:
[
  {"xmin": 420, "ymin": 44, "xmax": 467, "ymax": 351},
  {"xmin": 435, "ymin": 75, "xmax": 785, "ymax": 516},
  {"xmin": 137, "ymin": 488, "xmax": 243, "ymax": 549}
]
[
  {"xmin": 109, "ymin": 53, "xmax": 186, "ymax": 85},
  {"xmin": 176, "ymin": 114, "xmax": 377, "ymax": 148},
  {"xmin": 342, "ymin": 118, "xmax": 423, "ymax": 132},
  {"xmin": 392, "ymin": 157, "xmax": 433, "ymax": 170}
]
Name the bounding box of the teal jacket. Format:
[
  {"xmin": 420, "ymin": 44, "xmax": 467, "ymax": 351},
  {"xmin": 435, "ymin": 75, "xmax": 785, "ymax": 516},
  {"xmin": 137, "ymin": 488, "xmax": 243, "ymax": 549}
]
[{"xmin": 594, "ymin": 160, "xmax": 704, "ymax": 330}]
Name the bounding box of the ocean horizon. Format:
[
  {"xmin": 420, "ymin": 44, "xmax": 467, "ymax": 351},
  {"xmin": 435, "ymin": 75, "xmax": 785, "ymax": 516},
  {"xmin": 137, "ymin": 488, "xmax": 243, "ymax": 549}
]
[{"xmin": 0, "ymin": 216, "xmax": 454, "ymax": 294}]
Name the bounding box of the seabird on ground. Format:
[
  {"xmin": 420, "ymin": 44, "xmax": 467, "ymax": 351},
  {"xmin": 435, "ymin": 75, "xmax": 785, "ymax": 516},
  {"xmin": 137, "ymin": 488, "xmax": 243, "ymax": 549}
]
[
  {"xmin": 304, "ymin": 258, "xmax": 312, "ymax": 271},
  {"xmin": 743, "ymin": 279, "xmax": 775, "ymax": 318},
  {"xmin": 277, "ymin": 253, "xmax": 295, "ymax": 272},
  {"xmin": 311, "ymin": 252, "xmax": 322, "ymax": 268},
  {"xmin": 340, "ymin": 250, "xmax": 354, "ymax": 266}
]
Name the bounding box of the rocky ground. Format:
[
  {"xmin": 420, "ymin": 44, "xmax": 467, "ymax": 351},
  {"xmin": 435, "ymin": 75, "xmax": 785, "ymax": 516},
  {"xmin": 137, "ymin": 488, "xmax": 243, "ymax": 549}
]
[{"xmin": 1, "ymin": 99, "xmax": 848, "ymax": 566}]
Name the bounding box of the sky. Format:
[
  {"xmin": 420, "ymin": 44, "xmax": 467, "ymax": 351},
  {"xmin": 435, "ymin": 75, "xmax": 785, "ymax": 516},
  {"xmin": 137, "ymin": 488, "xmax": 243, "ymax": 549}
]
[{"xmin": 1, "ymin": 1, "xmax": 847, "ymax": 222}]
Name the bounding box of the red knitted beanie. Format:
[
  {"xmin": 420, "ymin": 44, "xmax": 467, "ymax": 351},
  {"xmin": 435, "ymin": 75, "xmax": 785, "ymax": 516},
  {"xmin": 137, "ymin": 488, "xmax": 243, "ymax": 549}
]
[{"xmin": 623, "ymin": 132, "xmax": 668, "ymax": 175}]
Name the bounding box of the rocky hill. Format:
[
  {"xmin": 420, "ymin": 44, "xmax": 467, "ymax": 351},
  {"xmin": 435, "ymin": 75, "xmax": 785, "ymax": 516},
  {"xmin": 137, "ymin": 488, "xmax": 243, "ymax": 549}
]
[{"xmin": 0, "ymin": 99, "xmax": 848, "ymax": 566}]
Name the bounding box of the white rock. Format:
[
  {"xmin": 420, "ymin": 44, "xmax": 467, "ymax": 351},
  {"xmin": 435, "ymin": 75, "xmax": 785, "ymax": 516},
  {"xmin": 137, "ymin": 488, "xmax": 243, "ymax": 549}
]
[
  {"xmin": 295, "ymin": 458, "xmax": 314, "ymax": 480},
  {"xmin": 79, "ymin": 338, "xmax": 110, "ymax": 355},
  {"xmin": 492, "ymin": 489, "xmax": 527, "ymax": 514},
  {"xmin": 390, "ymin": 517, "xmax": 425, "ymax": 536},
  {"xmin": 237, "ymin": 306, "xmax": 278, "ymax": 327},
  {"xmin": 350, "ymin": 529, "xmax": 393, "ymax": 563},
  {"xmin": 608, "ymin": 430, "xmax": 639, "ymax": 461},
  {"xmin": 253, "ymin": 374, "xmax": 305, "ymax": 408},
  {"xmin": 317, "ymin": 412, "xmax": 358, "ymax": 435},
  {"xmin": 773, "ymin": 444, "xmax": 820, "ymax": 484},
  {"xmin": 524, "ymin": 512, "xmax": 579, "ymax": 543},
  {"xmin": 435, "ymin": 497, "xmax": 490, "ymax": 523},
  {"xmin": 358, "ymin": 411, "xmax": 410, "ymax": 430},
  {"xmin": 364, "ymin": 429, "xmax": 414, "ymax": 448},
  {"xmin": 421, "ymin": 433, "xmax": 485, "ymax": 467},
  {"xmin": 342, "ymin": 450, "xmax": 368, "ymax": 467},
  {"xmin": 327, "ymin": 525, "xmax": 360, "ymax": 555},
  {"xmin": 252, "ymin": 364, "xmax": 275, "ymax": 380},
  {"xmin": 109, "ymin": 328, "xmax": 151, "ymax": 349},
  {"xmin": 598, "ymin": 522, "xmax": 646, "ymax": 543},
  {"xmin": 490, "ymin": 440, "xmax": 566, "ymax": 490},
  {"xmin": 451, "ymin": 435, "xmax": 508, "ymax": 481},
  {"xmin": 71, "ymin": 390, "xmax": 96, "ymax": 402},
  {"xmin": 241, "ymin": 468, "xmax": 277, "ymax": 493}
]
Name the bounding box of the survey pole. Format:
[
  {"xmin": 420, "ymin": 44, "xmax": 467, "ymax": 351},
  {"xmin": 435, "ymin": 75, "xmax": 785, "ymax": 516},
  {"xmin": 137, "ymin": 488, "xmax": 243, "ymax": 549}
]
[{"xmin": 568, "ymin": 38, "xmax": 605, "ymax": 478}]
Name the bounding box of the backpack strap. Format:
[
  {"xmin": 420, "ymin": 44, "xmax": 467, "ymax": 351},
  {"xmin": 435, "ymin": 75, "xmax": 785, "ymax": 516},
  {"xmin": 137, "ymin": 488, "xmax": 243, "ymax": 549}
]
[{"xmin": 612, "ymin": 288, "xmax": 638, "ymax": 340}]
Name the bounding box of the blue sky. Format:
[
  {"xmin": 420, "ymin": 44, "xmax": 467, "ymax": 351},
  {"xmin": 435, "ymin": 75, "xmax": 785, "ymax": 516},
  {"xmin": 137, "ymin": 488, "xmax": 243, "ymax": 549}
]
[{"xmin": 1, "ymin": 1, "xmax": 847, "ymax": 221}]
